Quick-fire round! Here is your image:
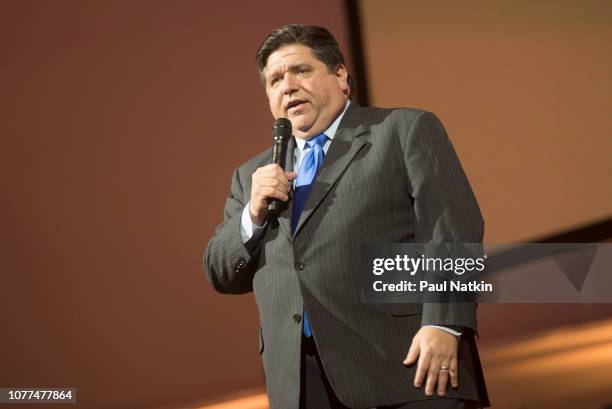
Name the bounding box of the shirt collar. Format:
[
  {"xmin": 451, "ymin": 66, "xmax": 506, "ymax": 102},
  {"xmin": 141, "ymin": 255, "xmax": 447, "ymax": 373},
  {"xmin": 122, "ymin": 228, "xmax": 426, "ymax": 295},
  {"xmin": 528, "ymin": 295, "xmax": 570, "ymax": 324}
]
[{"xmin": 294, "ymin": 99, "xmax": 350, "ymax": 152}]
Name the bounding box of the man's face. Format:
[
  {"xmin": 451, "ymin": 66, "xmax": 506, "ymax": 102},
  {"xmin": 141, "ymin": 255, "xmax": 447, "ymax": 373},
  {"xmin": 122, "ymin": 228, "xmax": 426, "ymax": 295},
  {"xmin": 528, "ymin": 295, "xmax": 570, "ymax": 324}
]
[{"xmin": 263, "ymin": 44, "xmax": 349, "ymax": 140}]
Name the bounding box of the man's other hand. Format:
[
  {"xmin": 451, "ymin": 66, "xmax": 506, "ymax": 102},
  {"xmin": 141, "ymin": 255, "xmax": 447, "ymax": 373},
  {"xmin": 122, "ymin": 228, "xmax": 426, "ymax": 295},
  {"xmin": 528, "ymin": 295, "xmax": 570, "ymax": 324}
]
[
  {"xmin": 250, "ymin": 164, "xmax": 297, "ymax": 226},
  {"xmin": 403, "ymin": 326, "xmax": 459, "ymax": 396}
]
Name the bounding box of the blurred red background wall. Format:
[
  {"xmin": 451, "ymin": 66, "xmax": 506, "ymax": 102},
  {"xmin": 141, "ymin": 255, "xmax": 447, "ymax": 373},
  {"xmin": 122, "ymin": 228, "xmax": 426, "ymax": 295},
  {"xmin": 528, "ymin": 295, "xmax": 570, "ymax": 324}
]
[{"xmin": 0, "ymin": 1, "xmax": 352, "ymax": 408}]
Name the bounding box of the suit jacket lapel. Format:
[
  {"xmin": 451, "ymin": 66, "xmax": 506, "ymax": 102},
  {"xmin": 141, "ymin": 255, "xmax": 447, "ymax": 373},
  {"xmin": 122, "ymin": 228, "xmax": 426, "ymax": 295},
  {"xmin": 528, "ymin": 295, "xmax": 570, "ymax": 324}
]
[{"xmin": 293, "ymin": 103, "xmax": 368, "ymax": 237}]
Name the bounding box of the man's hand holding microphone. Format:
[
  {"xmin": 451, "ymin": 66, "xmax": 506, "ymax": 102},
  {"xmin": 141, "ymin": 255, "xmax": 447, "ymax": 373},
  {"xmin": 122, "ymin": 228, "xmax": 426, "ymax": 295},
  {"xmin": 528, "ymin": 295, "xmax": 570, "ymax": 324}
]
[{"xmin": 249, "ymin": 117, "xmax": 294, "ymax": 227}]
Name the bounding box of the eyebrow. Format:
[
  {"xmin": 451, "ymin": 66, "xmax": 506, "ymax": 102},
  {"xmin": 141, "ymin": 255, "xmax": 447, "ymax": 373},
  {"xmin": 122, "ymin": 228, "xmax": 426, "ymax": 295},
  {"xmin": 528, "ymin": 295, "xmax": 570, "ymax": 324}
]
[{"xmin": 267, "ymin": 63, "xmax": 313, "ymax": 80}]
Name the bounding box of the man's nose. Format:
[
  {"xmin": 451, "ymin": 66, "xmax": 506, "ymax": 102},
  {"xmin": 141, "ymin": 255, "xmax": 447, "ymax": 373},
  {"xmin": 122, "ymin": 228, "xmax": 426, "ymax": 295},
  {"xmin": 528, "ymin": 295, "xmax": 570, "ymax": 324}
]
[{"xmin": 281, "ymin": 74, "xmax": 298, "ymax": 95}]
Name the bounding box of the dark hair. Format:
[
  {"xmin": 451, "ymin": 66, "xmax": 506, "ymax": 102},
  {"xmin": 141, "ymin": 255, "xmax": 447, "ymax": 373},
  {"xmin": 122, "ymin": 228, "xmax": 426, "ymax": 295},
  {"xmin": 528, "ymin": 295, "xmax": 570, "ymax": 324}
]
[{"xmin": 256, "ymin": 24, "xmax": 353, "ymax": 96}]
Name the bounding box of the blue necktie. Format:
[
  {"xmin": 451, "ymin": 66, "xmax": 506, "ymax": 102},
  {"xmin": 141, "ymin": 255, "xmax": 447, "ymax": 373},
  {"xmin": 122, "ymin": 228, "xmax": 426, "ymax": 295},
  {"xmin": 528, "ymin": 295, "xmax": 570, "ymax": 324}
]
[{"xmin": 292, "ymin": 133, "xmax": 328, "ymax": 337}]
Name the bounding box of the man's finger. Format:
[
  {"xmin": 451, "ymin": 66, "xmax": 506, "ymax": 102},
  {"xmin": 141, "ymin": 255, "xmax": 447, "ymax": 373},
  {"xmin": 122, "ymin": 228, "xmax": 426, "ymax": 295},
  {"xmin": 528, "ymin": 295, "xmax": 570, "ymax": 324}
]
[
  {"xmin": 424, "ymin": 358, "xmax": 440, "ymax": 396},
  {"xmin": 257, "ymin": 164, "xmax": 285, "ymax": 178},
  {"xmin": 258, "ymin": 186, "xmax": 288, "ymax": 201},
  {"xmin": 257, "ymin": 176, "xmax": 290, "ymax": 192},
  {"xmin": 450, "ymin": 357, "xmax": 459, "ymax": 388},
  {"xmin": 403, "ymin": 339, "xmax": 419, "ymax": 366},
  {"xmin": 413, "ymin": 347, "xmax": 430, "ymax": 388},
  {"xmin": 437, "ymin": 362, "xmax": 450, "ymax": 396},
  {"xmin": 264, "ymin": 163, "xmax": 284, "ymax": 172},
  {"xmin": 257, "ymin": 166, "xmax": 296, "ymax": 184}
]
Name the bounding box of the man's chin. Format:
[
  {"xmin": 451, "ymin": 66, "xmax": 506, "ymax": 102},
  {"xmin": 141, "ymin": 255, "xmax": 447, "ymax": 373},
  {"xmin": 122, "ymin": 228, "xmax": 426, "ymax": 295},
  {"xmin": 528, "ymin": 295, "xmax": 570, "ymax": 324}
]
[{"xmin": 290, "ymin": 119, "xmax": 315, "ymax": 139}]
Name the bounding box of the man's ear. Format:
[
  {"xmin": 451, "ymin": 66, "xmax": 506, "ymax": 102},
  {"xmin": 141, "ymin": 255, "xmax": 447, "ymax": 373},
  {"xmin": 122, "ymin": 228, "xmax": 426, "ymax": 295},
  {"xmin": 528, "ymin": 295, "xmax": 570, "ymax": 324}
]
[{"xmin": 335, "ymin": 64, "xmax": 349, "ymax": 94}]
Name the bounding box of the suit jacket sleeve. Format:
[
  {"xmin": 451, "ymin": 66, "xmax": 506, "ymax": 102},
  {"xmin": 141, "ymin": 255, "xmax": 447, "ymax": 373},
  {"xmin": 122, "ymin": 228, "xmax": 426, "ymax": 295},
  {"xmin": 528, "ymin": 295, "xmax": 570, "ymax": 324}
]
[
  {"xmin": 401, "ymin": 111, "xmax": 484, "ymax": 332},
  {"xmin": 204, "ymin": 166, "xmax": 258, "ymax": 294}
]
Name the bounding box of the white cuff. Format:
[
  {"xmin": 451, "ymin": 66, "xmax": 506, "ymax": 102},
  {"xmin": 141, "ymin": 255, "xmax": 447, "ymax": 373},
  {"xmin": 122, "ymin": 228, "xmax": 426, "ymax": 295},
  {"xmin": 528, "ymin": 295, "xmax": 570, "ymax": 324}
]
[
  {"xmin": 426, "ymin": 325, "xmax": 462, "ymax": 337},
  {"xmin": 240, "ymin": 201, "xmax": 267, "ymax": 243}
]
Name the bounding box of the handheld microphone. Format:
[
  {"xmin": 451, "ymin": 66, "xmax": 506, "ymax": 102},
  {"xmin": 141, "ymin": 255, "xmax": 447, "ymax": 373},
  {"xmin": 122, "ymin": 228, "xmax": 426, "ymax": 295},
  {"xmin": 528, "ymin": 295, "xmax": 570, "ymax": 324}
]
[{"xmin": 268, "ymin": 118, "xmax": 292, "ymax": 215}]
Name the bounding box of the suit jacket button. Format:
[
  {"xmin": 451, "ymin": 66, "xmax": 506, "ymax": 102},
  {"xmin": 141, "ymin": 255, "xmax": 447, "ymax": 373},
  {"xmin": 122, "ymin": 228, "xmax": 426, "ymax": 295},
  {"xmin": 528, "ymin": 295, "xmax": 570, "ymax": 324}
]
[
  {"xmin": 295, "ymin": 262, "xmax": 305, "ymax": 271},
  {"xmin": 292, "ymin": 313, "xmax": 302, "ymax": 323}
]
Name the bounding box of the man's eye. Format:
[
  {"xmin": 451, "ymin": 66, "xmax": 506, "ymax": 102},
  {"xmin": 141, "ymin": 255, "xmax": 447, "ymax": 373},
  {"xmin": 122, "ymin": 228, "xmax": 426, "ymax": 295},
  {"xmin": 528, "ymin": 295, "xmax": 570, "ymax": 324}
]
[{"xmin": 270, "ymin": 78, "xmax": 279, "ymax": 85}]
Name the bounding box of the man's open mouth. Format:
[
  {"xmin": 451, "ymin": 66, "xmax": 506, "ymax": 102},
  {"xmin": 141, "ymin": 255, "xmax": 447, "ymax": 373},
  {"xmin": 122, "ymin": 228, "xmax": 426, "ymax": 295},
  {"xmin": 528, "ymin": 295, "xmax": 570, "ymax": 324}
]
[{"xmin": 286, "ymin": 100, "xmax": 306, "ymax": 110}]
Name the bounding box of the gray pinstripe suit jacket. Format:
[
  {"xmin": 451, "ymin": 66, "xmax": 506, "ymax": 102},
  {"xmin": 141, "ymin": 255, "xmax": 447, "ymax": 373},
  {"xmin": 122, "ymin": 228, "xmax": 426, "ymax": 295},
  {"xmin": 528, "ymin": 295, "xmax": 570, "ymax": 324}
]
[{"xmin": 204, "ymin": 103, "xmax": 489, "ymax": 409}]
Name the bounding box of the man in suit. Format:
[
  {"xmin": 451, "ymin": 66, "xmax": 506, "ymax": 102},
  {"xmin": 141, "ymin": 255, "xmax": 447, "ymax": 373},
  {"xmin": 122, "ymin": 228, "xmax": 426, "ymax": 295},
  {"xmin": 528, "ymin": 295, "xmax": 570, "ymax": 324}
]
[{"xmin": 204, "ymin": 24, "xmax": 489, "ymax": 409}]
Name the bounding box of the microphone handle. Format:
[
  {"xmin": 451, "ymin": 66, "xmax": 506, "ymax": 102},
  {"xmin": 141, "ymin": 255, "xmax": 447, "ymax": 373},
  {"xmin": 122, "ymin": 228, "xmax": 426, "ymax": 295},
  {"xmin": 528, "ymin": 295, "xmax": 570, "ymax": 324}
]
[{"xmin": 268, "ymin": 141, "xmax": 287, "ymax": 214}]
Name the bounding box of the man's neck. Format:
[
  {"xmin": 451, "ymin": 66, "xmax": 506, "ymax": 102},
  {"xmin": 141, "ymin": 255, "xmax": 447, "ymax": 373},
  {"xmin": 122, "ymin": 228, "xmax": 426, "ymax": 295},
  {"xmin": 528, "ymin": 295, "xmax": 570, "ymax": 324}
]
[{"xmin": 294, "ymin": 100, "xmax": 351, "ymax": 151}]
